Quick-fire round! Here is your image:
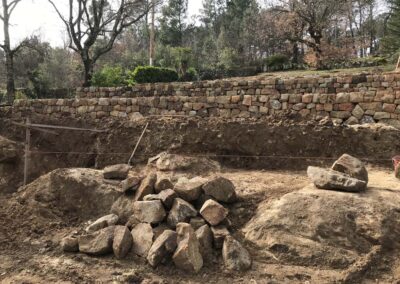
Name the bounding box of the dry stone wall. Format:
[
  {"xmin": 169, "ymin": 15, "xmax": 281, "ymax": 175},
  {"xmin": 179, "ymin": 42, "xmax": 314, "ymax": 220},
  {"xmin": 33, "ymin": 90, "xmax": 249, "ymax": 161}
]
[{"xmin": 7, "ymin": 73, "xmax": 400, "ymax": 125}]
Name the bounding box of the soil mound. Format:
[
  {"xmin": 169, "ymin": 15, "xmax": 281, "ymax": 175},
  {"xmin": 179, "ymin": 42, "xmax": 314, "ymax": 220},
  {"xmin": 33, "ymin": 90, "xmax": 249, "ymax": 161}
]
[
  {"xmin": 18, "ymin": 168, "xmax": 122, "ymax": 221},
  {"xmin": 244, "ymin": 185, "xmax": 400, "ymax": 269}
]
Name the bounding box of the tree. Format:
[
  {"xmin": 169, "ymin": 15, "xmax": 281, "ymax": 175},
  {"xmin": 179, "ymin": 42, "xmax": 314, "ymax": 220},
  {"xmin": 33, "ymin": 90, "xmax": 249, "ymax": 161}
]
[
  {"xmin": 159, "ymin": 0, "xmax": 188, "ymax": 46},
  {"xmin": 0, "ymin": 0, "xmax": 31, "ymax": 103},
  {"xmin": 48, "ymin": 0, "xmax": 154, "ymax": 86},
  {"xmin": 381, "ymin": 0, "xmax": 400, "ymax": 68},
  {"xmin": 276, "ymin": 0, "xmax": 347, "ymax": 69}
]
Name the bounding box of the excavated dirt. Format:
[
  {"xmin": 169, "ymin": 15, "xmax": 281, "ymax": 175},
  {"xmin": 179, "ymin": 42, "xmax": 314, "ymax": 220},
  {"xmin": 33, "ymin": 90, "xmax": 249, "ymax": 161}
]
[
  {"xmin": 2, "ymin": 165, "xmax": 400, "ymax": 283},
  {"xmin": 2, "ymin": 115, "xmax": 400, "ymax": 283}
]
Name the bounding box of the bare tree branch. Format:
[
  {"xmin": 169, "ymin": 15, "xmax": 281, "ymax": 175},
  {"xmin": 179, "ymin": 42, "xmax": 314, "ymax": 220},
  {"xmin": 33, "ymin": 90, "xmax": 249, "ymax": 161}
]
[{"xmin": 48, "ymin": 0, "xmax": 155, "ymax": 86}]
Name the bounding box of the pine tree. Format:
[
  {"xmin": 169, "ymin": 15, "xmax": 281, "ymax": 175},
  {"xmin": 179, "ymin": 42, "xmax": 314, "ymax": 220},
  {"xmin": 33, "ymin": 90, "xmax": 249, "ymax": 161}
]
[
  {"xmin": 381, "ymin": 0, "xmax": 400, "ymax": 61},
  {"xmin": 159, "ymin": 0, "xmax": 188, "ymax": 47}
]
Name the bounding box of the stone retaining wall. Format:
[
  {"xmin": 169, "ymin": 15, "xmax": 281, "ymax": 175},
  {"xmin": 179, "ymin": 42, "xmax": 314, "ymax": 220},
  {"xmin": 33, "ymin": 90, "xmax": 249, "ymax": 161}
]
[{"xmin": 6, "ymin": 73, "xmax": 400, "ymax": 125}]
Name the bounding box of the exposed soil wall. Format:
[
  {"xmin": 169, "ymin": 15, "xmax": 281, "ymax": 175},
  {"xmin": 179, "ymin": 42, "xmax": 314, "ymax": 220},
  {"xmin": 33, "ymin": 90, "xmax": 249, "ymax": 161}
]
[{"xmin": 0, "ymin": 114, "xmax": 398, "ymax": 192}]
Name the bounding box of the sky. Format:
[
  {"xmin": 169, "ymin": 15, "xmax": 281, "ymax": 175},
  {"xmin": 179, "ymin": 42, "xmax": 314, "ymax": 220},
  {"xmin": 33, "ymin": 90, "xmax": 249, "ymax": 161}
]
[{"xmin": 0, "ymin": 0, "xmax": 204, "ymax": 47}]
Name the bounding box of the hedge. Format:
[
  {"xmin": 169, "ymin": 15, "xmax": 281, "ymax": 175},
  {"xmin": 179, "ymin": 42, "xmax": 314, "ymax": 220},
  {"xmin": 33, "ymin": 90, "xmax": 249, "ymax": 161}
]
[{"xmin": 128, "ymin": 66, "xmax": 179, "ymax": 84}]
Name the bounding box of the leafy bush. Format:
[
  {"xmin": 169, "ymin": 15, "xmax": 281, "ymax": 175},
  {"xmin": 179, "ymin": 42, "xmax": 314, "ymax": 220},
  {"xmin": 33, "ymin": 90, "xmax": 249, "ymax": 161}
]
[
  {"xmin": 92, "ymin": 65, "xmax": 125, "ymax": 87},
  {"xmin": 265, "ymin": 54, "xmax": 290, "ymax": 71},
  {"xmin": 128, "ymin": 66, "xmax": 179, "ymax": 84},
  {"xmin": 180, "ymin": 67, "xmax": 198, "ymax": 82}
]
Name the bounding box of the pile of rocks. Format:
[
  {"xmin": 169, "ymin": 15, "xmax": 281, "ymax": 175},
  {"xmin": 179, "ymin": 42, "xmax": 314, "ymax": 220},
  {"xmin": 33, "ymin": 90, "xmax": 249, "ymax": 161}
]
[
  {"xmin": 61, "ymin": 163, "xmax": 251, "ymax": 273},
  {"xmin": 307, "ymin": 154, "xmax": 368, "ymax": 192}
]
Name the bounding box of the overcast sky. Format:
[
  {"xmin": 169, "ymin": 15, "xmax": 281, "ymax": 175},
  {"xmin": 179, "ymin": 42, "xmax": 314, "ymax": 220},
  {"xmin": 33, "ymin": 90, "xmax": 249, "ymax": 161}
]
[{"xmin": 0, "ymin": 0, "xmax": 204, "ymax": 47}]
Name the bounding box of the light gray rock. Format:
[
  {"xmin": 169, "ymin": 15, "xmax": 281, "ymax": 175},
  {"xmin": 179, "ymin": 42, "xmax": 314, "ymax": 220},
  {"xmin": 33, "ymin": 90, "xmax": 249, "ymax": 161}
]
[
  {"xmin": 79, "ymin": 226, "xmax": 114, "ymax": 255},
  {"xmin": 190, "ymin": 217, "xmax": 206, "ymax": 231},
  {"xmin": 155, "ymin": 175, "xmax": 174, "ymax": 193},
  {"xmin": 134, "ymin": 172, "xmax": 157, "ymax": 201},
  {"xmin": 332, "ymin": 154, "xmax": 368, "ymax": 183},
  {"xmin": 174, "ymin": 177, "xmax": 207, "ymax": 202},
  {"xmin": 111, "ymin": 196, "xmax": 135, "ymax": 224},
  {"xmin": 85, "ymin": 214, "xmax": 119, "ymax": 233},
  {"xmin": 144, "ymin": 189, "xmax": 177, "ymax": 209},
  {"xmin": 131, "ymin": 223, "xmax": 154, "ymax": 257},
  {"xmin": 200, "ymin": 200, "xmax": 228, "ymax": 226},
  {"xmin": 133, "ymin": 200, "xmax": 166, "ymax": 224},
  {"xmin": 113, "ymin": 226, "xmax": 132, "ymax": 259},
  {"xmin": 211, "ymin": 226, "xmax": 230, "ymax": 249},
  {"xmin": 120, "ymin": 176, "xmax": 142, "ymax": 192},
  {"xmin": 222, "ymin": 236, "xmax": 252, "ymax": 271},
  {"xmin": 167, "ymin": 198, "xmax": 198, "ymax": 228},
  {"xmin": 147, "ymin": 230, "xmax": 177, "ymax": 267},
  {"xmin": 307, "ymin": 166, "xmax": 367, "ymax": 192},
  {"xmin": 61, "ymin": 236, "xmax": 79, "ymax": 252},
  {"xmin": 202, "ymin": 176, "xmax": 237, "ymax": 203},
  {"xmin": 103, "ymin": 164, "xmax": 131, "ymax": 180},
  {"xmin": 153, "ymin": 223, "xmax": 170, "ymax": 240},
  {"xmin": 173, "ymin": 223, "xmax": 203, "ymax": 273},
  {"xmin": 196, "ymin": 224, "xmax": 213, "ymax": 261}
]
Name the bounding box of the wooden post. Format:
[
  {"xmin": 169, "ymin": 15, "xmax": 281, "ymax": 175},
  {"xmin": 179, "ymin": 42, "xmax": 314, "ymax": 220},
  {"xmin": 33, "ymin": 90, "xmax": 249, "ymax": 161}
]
[{"xmin": 23, "ymin": 117, "xmax": 31, "ymax": 186}]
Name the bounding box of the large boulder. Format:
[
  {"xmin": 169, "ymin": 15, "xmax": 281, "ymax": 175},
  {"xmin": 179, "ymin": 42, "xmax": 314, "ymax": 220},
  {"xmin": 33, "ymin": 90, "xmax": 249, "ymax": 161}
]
[
  {"xmin": 110, "ymin": 196, "xmax": 135, "ymax": 224},
  {"xmin": 78, "ymin": 226, "xmax": 115, "ymax": 256},
  {"xmin": 202, "ymin": 177, "xmax": 237, "ymax": 203},
  {"xmin": 147, "ymin": 230, "xmax": 177, "ymax": 267},
  {"xmin": 103, "ymin": 164, "xmax": 131, "ymax": 180},
  {"xmin": 113, "ymin": 226, "xmax": 133, "ymax": 259},
  {"xmin": 174, "ymin": 177, "xmax": 207, "ymax": 202},
  {"xmin": 61, "ymin": 236, "xmax": 79, "ymax": 252},
  {"xmin": 133, "ymin": 200, "xmax": 166, "ymax": 224},
  {"xmin": 167, "ymin": 198, "xmax": 198, "ymax": 228},
  {"xmin": 244, "ymin": 186, "xmax": 400, "ymax": 269},
  {"xmin": 196, "ymin": 224, "xmax": 213, "ymax": 261},
  {"xmin": 134, "ymin": 172, "xmax": 157, "ymax": 201},
  {"xmin": 200, "ymin": 200, "xmax": 228, "ymax": 226},
  {"xmin": 222, "ymin": 236, "xmax": 252, "ymax": 271},
  {"xmin": 150, "ymin": 152, "xmax": 220, "ymax": 174},
  {"xmin": 85, "ymin": 214, "xmax": 119, "ymax": 233},
  {"xmin": 332, "ymin": 154, "xmax": 368, "ymax": 183},
  {"xmin": 120, "ymin": 176, "xmax": 142, "ymax": 193},
  {"xmin": 307, "ymin": 166, "xmax": 367, "ymax": 192},
  {"xmin": 131, "ymin": 223, "xmax": 154, "ymax": 257},
  {"xmin": 154, "ymin": 174, "xmax": 174, "ymax": 193},
  {"xmin": 173, "ymin": 223, "xmax": 203, "ymax": 273},
  {"xmin": 144, "ymin": 189, "xmax": 177, "ymax": 209},
  {"xmin": 210, "ymin": 226, "xmax": 230, "ymax": 249}
]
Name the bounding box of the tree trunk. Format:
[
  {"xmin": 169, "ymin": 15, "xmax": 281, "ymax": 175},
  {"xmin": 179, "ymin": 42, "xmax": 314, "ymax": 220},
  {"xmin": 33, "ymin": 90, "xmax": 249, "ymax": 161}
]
[
  {"xmin": 5, "ymin": 52, "xmax": 15, "ymax": 104},
  {"xmin": 2, "ymin": 0, "xmax": 15, "ymax": 104},
  {"xmin": 82, "ymin": 55, "xmax": 94, "ymax": 87},
  {"xmin": 310, "ymin": 32, "xmax": 323, "ymax": 69}
]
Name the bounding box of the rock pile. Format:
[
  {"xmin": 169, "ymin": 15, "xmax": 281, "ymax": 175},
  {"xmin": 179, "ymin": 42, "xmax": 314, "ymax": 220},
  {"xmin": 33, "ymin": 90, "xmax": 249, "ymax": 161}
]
[
  {"xmin": 307, "ymin": 154, "xmax": 368, "ymax": 192},
  {"xmin": 61, "ymin": 164, "xmax": 252, "ymax": 273}
]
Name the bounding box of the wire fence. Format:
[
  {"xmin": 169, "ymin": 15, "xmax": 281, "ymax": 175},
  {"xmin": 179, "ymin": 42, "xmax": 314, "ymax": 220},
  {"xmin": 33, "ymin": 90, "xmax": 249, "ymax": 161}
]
[{"xmin": 27, "ymin": 150, "xmax": 393, "ymax": 162}]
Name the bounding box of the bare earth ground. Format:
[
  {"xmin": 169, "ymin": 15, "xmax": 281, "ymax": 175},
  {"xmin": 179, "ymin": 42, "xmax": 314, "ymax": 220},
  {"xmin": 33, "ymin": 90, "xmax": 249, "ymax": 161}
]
[{"xmin": 1, "ymin": 166, "xmax": 400, "ymax": 283}]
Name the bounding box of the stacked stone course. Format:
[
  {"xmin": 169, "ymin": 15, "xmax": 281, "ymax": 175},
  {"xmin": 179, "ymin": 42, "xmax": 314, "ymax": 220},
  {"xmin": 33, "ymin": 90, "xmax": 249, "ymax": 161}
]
[{"xmin": 8, "ymin": 73, "xmax": 400, "ymax": 124}]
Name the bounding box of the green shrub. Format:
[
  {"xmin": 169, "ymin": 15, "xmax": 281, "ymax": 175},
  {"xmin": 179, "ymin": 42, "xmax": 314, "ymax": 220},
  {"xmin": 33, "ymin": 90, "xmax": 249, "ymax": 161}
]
[
  {"xmin": 128, "ymin": 66, "xmax": 179, "ymax": 84},
  {"xmin": 265, "ymin": 54, "xmax": 290, "ymax": 71},
  {"xmin": 180, "ymin": 67, "xmax": 198, "ymax": 82},
  {"xmin": 92, "ymin": 65, "xmax": 125, "ymax": 87}
]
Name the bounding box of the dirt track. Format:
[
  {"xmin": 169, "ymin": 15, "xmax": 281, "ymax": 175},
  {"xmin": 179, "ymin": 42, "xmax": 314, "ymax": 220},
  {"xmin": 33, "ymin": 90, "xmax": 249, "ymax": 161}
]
[{"xmin": 1, "ymin": 167, "xmax": 400, "ymax": 283}]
